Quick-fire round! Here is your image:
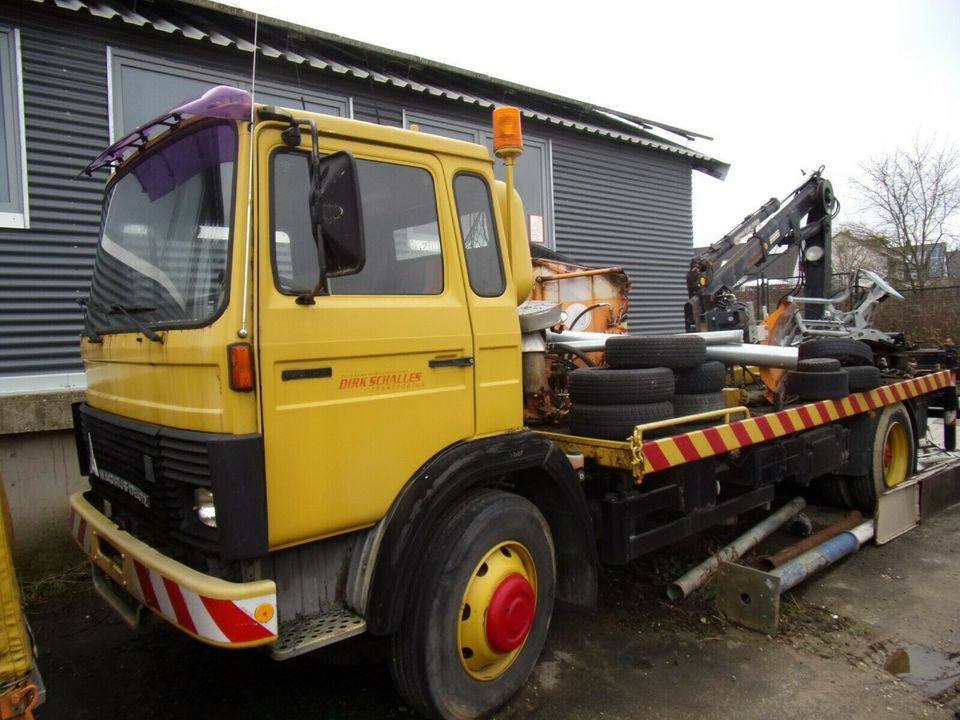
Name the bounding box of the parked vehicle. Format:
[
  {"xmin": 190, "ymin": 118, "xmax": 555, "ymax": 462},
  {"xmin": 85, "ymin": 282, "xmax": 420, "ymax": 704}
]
[{"xmin": 69, "ymin": 86, "xmax": 951, "ymax": 720}]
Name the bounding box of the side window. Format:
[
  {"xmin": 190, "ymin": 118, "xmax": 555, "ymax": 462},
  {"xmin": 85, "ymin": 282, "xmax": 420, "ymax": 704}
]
[
  {"xmin": 0, "ymin": 26, "xmax": 28, "ymax": 229},
  {"xmin": 271, "ymin": 151, "xmax": 443, "ymax": 295},
  {"xmin": 454, "ymin": 174, "xmax": 505, "ymax": 297}
]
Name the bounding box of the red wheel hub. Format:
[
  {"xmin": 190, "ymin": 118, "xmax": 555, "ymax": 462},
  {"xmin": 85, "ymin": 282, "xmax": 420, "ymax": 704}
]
[{"xmin": 485, "ymin": 573, "xmax": 535, "ymax": 653}]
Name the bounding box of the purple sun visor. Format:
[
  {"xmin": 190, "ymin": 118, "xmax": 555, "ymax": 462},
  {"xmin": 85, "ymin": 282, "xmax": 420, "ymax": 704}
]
[{"xmin": 82, "ymin": 85, "xmax": 252, "ymax": 175}]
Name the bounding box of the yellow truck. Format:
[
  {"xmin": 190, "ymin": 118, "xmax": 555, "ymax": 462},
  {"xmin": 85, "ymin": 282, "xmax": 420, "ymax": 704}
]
[
  {"xmin": 68, "ymin": 86, "xmax": 951, "ymax": 720},
  {"xmin": 0, "ymin": 481, "xmax": 42, "ymax": 720}
]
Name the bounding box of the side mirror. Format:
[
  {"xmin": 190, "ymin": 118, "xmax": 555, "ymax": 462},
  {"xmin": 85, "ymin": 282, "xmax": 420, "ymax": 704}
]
[
  {"xmin": 298, "ymin": 145, "xmax": 365, "ymax": 304},
  {"xmin": 310, "ymin": 151, "xmax": 365, "ymax": 278}
]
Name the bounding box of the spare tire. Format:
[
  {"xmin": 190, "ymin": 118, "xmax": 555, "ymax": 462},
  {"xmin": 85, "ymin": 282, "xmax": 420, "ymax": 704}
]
[
  {"xmin": 675, "ymin": 361, "xmax": 727, "ymax": 394},
  {"xmin": 796, "ymin": 358, "xmax": 842, "ymax": 373},
  {"xmin": 672, "ymin": 392, "xmax": 726, "ymax": 418},
  {"xmin": 569, "ymin": 367, "xmax": 674, "ymax": 405},
  {"xmin": 569, "ymin": 401, "xmax": 674, "ymax": 440},
  {"xmin": 784, "ymin": 369, "xmax": 849, "ymax": 400},
  {"xmin": 846, "ymin": 365, "xmax": 882, "ymax": 392},
  {"xmin": 604, "ymin": 335, "xmax": 706, "ymax": 370},
  {"xmin": 798, "ymin": 338, "xmax": 873, "ymax": 366}
]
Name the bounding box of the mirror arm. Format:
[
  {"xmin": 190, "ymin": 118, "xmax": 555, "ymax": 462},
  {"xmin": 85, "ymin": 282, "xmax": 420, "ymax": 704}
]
[{"xmin": 298, "ymin": 118, "xmax": 329, "ymax": 304}]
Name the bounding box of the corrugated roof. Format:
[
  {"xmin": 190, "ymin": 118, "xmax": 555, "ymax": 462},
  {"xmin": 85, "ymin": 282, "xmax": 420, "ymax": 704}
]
[{"xmin": 30, "ymin": 0, "xmax": 729, "ymax": 179}]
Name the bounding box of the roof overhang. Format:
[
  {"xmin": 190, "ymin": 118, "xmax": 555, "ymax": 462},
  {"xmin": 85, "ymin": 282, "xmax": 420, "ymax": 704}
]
[{"xmin": 31, "ymin": 0, "xmax": 729, "ymax": 179}]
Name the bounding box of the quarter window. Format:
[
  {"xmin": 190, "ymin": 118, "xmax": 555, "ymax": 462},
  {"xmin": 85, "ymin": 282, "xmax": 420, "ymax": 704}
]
[{"xmin": 453, "ymin": 174, "xmax": 505, "ymax": 297}]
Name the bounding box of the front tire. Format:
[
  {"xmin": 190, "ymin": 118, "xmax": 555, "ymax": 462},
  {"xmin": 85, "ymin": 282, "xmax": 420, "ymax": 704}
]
[{"xmin": 390, "ymin": 490, "xmax": 556, "ymax": 720}]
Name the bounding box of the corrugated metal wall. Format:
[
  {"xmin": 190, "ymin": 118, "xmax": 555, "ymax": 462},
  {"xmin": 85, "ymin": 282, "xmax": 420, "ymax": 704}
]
[
  {"xmin": 552, "ymin": 135, "xmax": 694, "ymax": 334},
  {"xmin": 0, "ymin": 21, "xmax": 107, "ymax": 376},
  {"xmin": 0, "ymin": 1, "xmax": 697, "ymax": 381}
]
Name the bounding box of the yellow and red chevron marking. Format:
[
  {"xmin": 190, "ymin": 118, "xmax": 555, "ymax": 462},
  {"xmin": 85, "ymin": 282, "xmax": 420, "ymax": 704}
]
[
  {"xmin": 69, "ymin": 496, "xmax": 278, "ymax": 647},
  {"xmin": 641, "ymin": 370, "xmax": 951, "ymax": 474}
]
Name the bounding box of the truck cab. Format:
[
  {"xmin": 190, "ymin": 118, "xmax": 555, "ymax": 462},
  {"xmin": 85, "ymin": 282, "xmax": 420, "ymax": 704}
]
[{"xmin": 71, "ymin": 86, "xmax": 595, "ymax": 720}]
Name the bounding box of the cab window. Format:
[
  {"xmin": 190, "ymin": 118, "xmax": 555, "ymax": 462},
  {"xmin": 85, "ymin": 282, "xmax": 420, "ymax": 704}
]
[
  {"xmin": 271, "ymin": 151, "xmax": 443, "ymax": 295},
  {"xmin": 453, "ymin": 173, "xmax": 505, "ymax": 297}
]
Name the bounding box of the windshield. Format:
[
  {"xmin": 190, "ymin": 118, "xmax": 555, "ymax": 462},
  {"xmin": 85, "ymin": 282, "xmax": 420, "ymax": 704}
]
[{"xmin": 86, "ymin": 122, "xmax": 237, "ymax": 335}]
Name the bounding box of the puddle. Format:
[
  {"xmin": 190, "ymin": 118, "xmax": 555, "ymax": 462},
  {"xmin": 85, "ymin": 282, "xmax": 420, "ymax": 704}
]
[{"xmin": 884, "ymin": 644, "xmax": 960, "ymax": 696}]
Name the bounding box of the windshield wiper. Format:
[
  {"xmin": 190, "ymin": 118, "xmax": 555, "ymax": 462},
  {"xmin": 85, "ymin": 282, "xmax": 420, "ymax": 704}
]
[
  {"xmin": 76, "ymin": 298, "xmax": 103, "ymax": 344},
  {"xmin": 108, "ymin": 304, "xmax": 163, "ymax": 343}
]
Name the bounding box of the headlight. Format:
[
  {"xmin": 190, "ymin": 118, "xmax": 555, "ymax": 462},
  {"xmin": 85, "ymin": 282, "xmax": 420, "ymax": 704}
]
[{"xmin": 194, "ymin": 488, "xmax": 217, "ymax": 528}]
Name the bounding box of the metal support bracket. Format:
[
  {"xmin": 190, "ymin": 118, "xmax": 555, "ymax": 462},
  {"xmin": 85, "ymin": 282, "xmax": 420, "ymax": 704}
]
[{"xmin": 716, "ymin": 561, "xmax": 782, "ymax": 635}]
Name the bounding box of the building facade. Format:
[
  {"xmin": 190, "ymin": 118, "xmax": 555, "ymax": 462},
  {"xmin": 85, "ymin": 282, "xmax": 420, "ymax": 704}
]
[{"xmin": 0, "ymin": 0, "xmax": 725, "ymax": 567}]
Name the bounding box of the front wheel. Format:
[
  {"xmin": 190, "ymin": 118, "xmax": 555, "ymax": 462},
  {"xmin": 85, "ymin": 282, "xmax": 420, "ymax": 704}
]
[{"xmin": 390, "ymin": 490, "xmax": 556, "ymax": 720}]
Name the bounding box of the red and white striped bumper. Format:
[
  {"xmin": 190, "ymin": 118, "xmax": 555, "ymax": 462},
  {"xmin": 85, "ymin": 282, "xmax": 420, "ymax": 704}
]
[{"xmin": 69, "ymin": 492, "xmax": 278, "ymax": 648}]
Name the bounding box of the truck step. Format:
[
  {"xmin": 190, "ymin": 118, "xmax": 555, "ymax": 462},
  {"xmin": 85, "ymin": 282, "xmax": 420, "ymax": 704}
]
[{"xmin": 271, "ymin": 608, "xmax": 367, "ymax": 660}]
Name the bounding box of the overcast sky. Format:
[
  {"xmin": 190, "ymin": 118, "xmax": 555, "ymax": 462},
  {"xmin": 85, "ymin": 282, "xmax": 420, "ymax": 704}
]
[{"xmin": 219, "ymin": 0, "xmax": 960, "ymax": 245}]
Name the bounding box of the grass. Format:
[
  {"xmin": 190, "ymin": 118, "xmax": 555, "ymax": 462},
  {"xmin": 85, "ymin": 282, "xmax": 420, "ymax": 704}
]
[{"xmin": 20, "ymin": 562, "xmax": 89, "ymax": 606}]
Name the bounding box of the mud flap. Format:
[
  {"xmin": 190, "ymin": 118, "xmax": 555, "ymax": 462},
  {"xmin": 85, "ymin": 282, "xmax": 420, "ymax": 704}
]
[{"xmin": 874, "ymin": 479, "xmax": 920, "ymax": 545}]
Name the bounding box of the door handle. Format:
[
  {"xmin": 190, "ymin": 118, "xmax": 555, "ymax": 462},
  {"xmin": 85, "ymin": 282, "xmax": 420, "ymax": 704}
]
[{"xmin": 429, "ymin": 356, "xmax": 474, "ymax": 369}]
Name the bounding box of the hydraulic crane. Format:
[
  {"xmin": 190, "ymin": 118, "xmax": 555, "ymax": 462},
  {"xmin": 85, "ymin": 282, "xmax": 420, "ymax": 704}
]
[{"xmin": 684, "ymin": 170, "xmax": 837, "ymax": 341}]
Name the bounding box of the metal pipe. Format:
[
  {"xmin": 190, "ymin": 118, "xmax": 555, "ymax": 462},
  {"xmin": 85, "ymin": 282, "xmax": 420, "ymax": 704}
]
[
  {"xmin": 537, "ymin": 267, "xmax": 625, "ymax": 282},
  {"xmin": 667, "ymin": 497, "xmax": 806, "ymax": 601},
  {"xmin": 761, "ymin": 511, "xmax": 862, "ymax": 569},
  {"xmin": 705, "ymin": 343, "xmax": 799, "ymax": 369},
  {"xmin": 543, "ymin": 328, "xmax": 744, "ymax": 349},
  {"xmin": 772, "ymin": 520, "xmax": 874, "ymax": 593},
  {"xmin": 689, "ymin": 330, "xmax": 745, "ymax": 345}
]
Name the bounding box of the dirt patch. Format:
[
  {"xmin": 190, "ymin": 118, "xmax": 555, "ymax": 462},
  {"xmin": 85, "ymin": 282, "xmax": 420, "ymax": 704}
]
[{"xmin": 23, "ymin": 505, "xmax": 960, "ymax": 719}]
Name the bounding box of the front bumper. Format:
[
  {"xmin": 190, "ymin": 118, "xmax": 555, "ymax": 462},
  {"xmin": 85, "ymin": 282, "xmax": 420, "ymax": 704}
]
[{"xmin": 69, "ymin": 492, "xmax": 277, "ymax": 648}]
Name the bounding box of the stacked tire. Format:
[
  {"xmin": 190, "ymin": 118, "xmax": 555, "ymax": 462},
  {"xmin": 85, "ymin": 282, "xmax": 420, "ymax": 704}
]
[
  {"xmin": 787, "ymin": 338, "xmax": 881, "ymax": 400},
  {"xmin": 568, "ymin": 335, "xmax": 712, "ymax": 440},
  {"xmin": 568, "ymin": 367, "xmax": 674, "ymax": 440},
  {"xmin": 672, "ymin": 360, "xmax": 727, "ymax": 417}
]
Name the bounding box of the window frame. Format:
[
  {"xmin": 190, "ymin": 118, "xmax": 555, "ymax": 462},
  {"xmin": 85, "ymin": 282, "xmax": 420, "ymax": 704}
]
[{"xmin": 0, "ymin": 26, "xmax": 29, "ymax": 230}]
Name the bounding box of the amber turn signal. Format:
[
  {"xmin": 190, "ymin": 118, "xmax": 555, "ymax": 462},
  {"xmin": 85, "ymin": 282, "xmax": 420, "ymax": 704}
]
[
  {"xmin": 492, "ymin": 106, "xmax": 523, "ymax": 157},
  {"xmin": 227, "ymin": 342, "xmax": 255, "ymax": 391}
]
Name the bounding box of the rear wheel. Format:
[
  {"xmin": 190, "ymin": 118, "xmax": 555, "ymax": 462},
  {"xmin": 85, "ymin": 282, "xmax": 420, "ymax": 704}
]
[
  {"xmin": 851, "ymin": 403, "xmax": 915, "ymax": 510},
  {"xmin": 390, "ymin": 490, "xmax": 556, "ymax": 720}
]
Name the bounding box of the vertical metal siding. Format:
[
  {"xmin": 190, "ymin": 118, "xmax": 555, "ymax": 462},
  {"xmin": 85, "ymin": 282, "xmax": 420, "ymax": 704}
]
[
  {"xmin": 0, "ymin": 2, "xmax": 699, "ymax": 380},
  {"xmin": 0, "ymin": 23, "xmax": 107, "ymax": 376},
  {"xmin": 551, "ymin": 136, "xmax": 694, "ymax": 334}
]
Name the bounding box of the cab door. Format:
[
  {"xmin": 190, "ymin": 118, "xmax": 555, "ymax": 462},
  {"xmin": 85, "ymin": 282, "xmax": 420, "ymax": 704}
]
[
  {"xmin": 257, "ymin": 136, "xmax": 475, "ymax": 548},
  {"xmin": 449, "ymin": 168, "xmax": 525, "ymax": 435}
]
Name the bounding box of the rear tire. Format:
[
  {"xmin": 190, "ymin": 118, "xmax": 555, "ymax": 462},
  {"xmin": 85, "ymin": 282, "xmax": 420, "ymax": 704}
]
[
  {"xmin": 850, "ymin": 403, "xmax": 915, "ymax": 511},
  {"xmin": 813, "ymin": 476, "xmax": 855, "ymax": 508},
  {"xmin": 390, "ymin": 490, "xmax": 555, "ymax": 720}
]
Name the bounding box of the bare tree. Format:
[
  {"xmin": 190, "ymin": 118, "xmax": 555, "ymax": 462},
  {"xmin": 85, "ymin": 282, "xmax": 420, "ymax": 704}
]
[{"xmin": 849, "ymin": 138, "xmax": 960, "ymax": 290}]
